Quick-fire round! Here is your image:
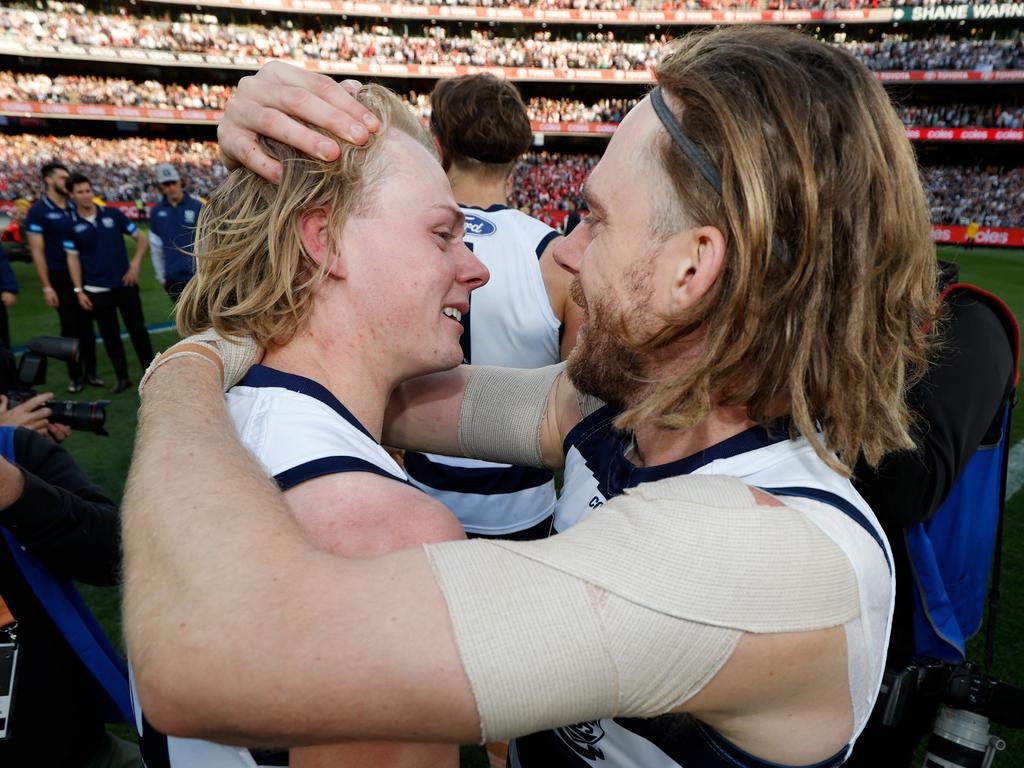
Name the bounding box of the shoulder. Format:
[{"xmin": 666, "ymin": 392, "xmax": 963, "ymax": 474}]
[
  {"xmin": 284, "ymin": 471, "xmax": 465, "ymax": 556},
  {"xmin": 545, "ymin": 475, "xmax": 864, "ymax": 630}
]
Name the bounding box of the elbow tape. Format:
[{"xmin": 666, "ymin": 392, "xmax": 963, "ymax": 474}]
[
  {"xmin": 457, "ymin": 364, "xmax": 564, "ymax": 469},
  {"xmin": 425, "ymin": 475, "xmax": 861, "ymax": 741}
]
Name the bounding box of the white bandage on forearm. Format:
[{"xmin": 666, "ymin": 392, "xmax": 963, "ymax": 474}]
[
  {"xmin": 425, "ymin": 475, "xmax": 861, "ymax": 741},
  {"xmin": 457, "ymin": 364, "xmax": 564, "ymax": 468}
]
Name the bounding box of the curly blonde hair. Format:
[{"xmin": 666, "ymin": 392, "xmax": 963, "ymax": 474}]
[{"xmin": 176, "ymin": 84, "xmax": 433, "ymax": 347}]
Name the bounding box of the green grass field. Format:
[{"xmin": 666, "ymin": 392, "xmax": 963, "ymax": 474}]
[{"xmin": 6, "ymin": 242, "xmax": 1024, "ymax": 766}]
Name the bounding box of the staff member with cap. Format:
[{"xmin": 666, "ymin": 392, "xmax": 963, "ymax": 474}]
[{"xmin": 148, "ymin": 164, "xmax": 203, "ymax": 304}]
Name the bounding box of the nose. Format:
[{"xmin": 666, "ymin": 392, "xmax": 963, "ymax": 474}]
[
  {"xmin": 458, "ymin": 243, "xmax": 490, "ymax": 291},
  {"xmin": 553, "ymin": 226, "xmax": 584, "ymax": 277}
]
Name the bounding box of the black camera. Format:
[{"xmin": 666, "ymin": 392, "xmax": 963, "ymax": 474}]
[
  {"xmin": 880, "ymin": 661, "xmax": 1023, "ymax": 767},
  {"xmin": 2, "ymin": 337, "xmax": 109, "ymax": 436}
]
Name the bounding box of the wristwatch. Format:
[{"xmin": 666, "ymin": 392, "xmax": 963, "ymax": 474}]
[{"xmin": 73, "ymin": 287, "xmax": 83, "ymax": 294}]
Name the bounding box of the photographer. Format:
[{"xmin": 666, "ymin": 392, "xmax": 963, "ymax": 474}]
[
  {"xmin": 0, "ymin": 339, "xmax": 70, "ymax": 441},
  {"xmin": 846, "ymin": 268, "xmax": 1019, "ymax": 766},
  {"xmin": 0, "ymin": 426, "xmax": 138, "ymax": 766}
]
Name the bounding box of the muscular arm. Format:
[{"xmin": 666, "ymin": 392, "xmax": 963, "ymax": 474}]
[
  {"xmin": 125, "ymin": 373, "xmax": 861, "ymax": 767},
  {"xmin": 123, "ymin": 359, "xmax": 479, "ymax": 745},
  {"xmin": 286, "ymin": 473, "xmax": 464, "ymax": 767}
]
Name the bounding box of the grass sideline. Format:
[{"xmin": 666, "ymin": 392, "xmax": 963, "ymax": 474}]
[{"xmin": 6, "ymin": 242, "xmax": 1024, "ymax": 767}]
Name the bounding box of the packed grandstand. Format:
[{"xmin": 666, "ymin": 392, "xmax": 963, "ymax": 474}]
[{"xmin": 1, "ymin": 0, "xmax": 1022, "ymax": 242}]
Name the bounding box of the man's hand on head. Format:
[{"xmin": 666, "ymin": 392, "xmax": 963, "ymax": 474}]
[{"xmin": 219, "ymin": 64, "xmax": 380, "ymax": 183}]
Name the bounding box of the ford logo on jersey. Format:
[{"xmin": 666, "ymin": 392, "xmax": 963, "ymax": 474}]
[{"xmin": 463, "ymin": 214, "xmax": 496, "ymax": 237}]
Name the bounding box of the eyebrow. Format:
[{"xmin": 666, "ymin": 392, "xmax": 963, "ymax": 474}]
[
  {"xmin": 431, "ymin": 204, "xmax": 465, "ymax": 229},
  {"xmin": 580, "ymin": 180, "xmax": 606, "ymax": 218}
]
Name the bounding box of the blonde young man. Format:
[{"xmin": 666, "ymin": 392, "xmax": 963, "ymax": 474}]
[
  {"xmin": 125, "ymin": 28, "xmax": 937, "ymax": 768},
  {"xmin": 130, "ymin": 85, "xmax": 488, "ymax": 768}
]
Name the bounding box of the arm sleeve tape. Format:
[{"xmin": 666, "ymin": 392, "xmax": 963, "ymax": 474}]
[
  {"xmin": 457, "ymin": 363, "xmax": 564, "ymax": 469},
  {"xmin": 424, "ymin": 475, "xmax": 862, "ymax": 741}
]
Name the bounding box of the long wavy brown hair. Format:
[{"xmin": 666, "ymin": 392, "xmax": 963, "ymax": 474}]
[
  {"xmin": 615, "ymin": 26, "xmax": 937, "ymax": 475},
  {"xmin": 176, "ymin": 84, "xmax": 432, "ymax": 347}
]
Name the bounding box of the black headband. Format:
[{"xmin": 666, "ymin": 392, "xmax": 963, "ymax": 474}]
[
  {"xmin": 650, "ymin": 87, "xmax": 722, "ymax": 197},
  {"xmin": 650, "ymin": 86, "xmax": 787, "ymax": 265}
]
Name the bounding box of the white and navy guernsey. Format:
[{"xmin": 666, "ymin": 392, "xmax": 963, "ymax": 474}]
[
  {"xmin": 511, "ymin": 404, "xmax": 895, "ymax": 768},
  {"xmin": 131, "ymin": 364, "xmax": 407, "ymax": 768},
  {"xmin": 405, "ymin": 205, "xmax": 563, "ymax": 537}
]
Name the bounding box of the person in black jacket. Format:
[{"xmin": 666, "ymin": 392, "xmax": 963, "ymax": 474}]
[
  {"xmin": 846, "ymin": 270, "xmax": 1017, "ymax": 766},
  {"xmin": 0, "ymin": 428, "xmax": 141, "ymax": 767}
]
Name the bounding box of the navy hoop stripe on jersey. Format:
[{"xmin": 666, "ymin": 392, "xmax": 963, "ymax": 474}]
[
  {"xmin": 535, "ymin": 230, "xmax": 560, "ymax": 259},
  {"xmin": 404, "ymin": 452, "xmax": 551, "ymax": 494},
  {"xmin": 275, "ymin": 456, "xmax": 409, "ymax": 491},
  {"xmin": 239, "ymin": 364, "xmax": 376, "ymax": 442}
]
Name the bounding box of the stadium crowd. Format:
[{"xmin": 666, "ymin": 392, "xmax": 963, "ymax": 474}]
[
  {"xmin": 840, "ymin": 34, "xmax": 1024, "ymax": 71},
  {"xmin": 0, "ymin": 72, "xmax": 232, "ymax": 110},
  {"xmin": 3, "ymin": 5, "xmax": 1024, "ymax": 72},
  {"xmin": 923, "ymin": 166, "xmax": 1024, "ymax": 229},
  {"xmin": 0, "ymin": 135, "xmax": 226, "ymax": 203},
  {"xmin": 3, "ymin": 72, "xmax": 1022, "ymax": 129},
  {"xmin": 1, "ymin": 137, "xmax": 1019, "ymax": 228}
]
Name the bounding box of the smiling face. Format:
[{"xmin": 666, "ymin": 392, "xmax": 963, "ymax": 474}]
[{"xmin": 338, "ymin": 132, "xmax": 489, "ymax": 382}]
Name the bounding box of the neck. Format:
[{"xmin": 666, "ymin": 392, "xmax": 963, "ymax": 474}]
[
  {"xmin": 448, "ymin": 170, "xmax": 509, "ymax": 210},
  {"xmin": 632, "ymin": 404, "xmax": 756, "ymax": 468},
  {"xmin": 260, "ymin": 321, "xmax": 394, "ymax": 444},
  {"xmin": 46, "ymin": 189, "xmax": 66, "ymax": 208},
  {"xmin": 167, "ymin": 193, "xmax": 184, "ymax": 206},
  {"xmin": 79, "ymin": 202, "xmax": 97, "ymax": 216}
]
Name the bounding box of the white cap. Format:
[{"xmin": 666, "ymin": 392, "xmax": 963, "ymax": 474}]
[{"xmin": 155, "ymin": 163, "xmax": 181, "ymax": 184}]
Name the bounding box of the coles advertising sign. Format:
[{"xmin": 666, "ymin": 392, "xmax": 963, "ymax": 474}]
[{"xmin": 931, "ymin": 225, "xmax": 1024, "ymax": 247}]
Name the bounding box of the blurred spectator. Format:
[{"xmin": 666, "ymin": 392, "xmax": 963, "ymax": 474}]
[
  {"xmin": 0, "ymin": 134, "xmax": 226, "ymax": 203},
  {"xmin": 0, "ymin": 240, "xmax": 15, "ymax": 348},
  {"xmin": 1, "ymin": 139, "xmax": 1021, "ymax": 228},
  {"xmin": 3, "ymin": 73, "xmax": 1023, "ymax": 129},
  {"xmin": 922, "ymin": 166, "xmax": 1024, "ymax": 229},
  {"xmin": 2, "ymin": 5, "xmax": 1022, "ymax": 72}
]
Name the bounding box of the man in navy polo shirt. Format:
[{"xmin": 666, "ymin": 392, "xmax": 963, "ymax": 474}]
[
  {"xmin": 148, "ymin": 164, "xmax": 202, "ymax": 304},
  {"xmin": 63, "ymin": 174, "xmax": 154, "ymax": 395},
  {"xmin": 24, "ymin": 162, "xmax": 99, "ymax": 392}
]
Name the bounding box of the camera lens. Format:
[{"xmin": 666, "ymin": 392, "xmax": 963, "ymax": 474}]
[{"xmin": 45, "ymin": 400, "xmax": 110, "ymax": 436}]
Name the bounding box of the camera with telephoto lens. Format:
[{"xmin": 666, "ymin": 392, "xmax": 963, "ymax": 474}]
[
  {"xmin": 2, "ymin": 336, "xmax": 109, "ymax": 436},
  {"xmin": 880, "ymin": 661, "xmax": 1023, "ymax": 768}
]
